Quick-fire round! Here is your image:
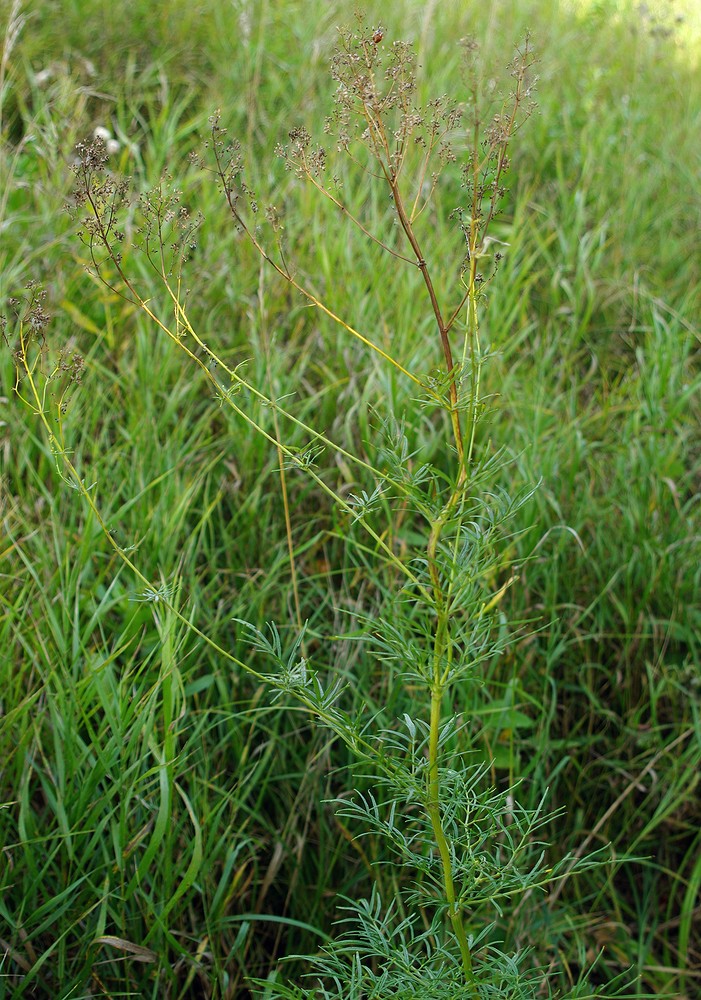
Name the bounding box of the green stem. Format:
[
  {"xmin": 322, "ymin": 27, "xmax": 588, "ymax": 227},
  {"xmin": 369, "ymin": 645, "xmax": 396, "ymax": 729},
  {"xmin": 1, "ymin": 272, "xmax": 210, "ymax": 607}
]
[
  {"xmin": 464, "ymin": 279, "xmax": 482, "ymax": 470},
  {"xmin": 427, "ymin": 492, "xmax": 477, "ymax": 993},
  {"xmin": 426, "ymin": 613, "xmax": 477, "ymax": 994}
]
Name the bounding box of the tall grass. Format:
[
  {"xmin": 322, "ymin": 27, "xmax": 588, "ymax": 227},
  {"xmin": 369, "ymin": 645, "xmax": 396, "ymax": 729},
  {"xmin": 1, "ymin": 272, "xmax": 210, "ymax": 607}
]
[{"xmin": 2, "ymin": 1, "xmax": 700, "ymax": 997}]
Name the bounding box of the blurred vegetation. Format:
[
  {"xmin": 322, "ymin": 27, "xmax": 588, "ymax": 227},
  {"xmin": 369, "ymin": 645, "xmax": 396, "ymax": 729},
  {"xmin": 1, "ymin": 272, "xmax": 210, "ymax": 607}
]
[{"xmin": 1, "ymin": 0, "xmax": 700, "ymax": 996}]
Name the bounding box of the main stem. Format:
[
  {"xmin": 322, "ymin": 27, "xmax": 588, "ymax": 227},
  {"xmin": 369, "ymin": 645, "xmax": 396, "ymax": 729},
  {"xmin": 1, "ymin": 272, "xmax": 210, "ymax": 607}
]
[
  {"xmin": 426, "ymin": 609, "xmax": 477, "ymax": 993},
  {"xmin": 387, "ymin": 139, "xmax": 484, "ymax": 987},
  {"xmin": 425, "ymin": 472, "xmax": 478, "ymax": 992},
  {"xmin": 464, "ymin": 268, "xmax": 482, "ymax": 469}
]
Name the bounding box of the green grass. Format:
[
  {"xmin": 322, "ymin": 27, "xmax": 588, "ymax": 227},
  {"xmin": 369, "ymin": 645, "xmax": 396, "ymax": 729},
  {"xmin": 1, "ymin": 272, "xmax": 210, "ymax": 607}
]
[{"xmin": 2, "ymin": 0, "xmax": 700, "ymax": 996}]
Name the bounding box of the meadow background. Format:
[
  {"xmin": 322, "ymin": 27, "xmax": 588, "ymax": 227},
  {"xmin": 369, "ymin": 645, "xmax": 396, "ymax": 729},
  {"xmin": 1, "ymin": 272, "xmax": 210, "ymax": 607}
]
[{"xmin": 1, "ymin": 0, "xmax": 700, "ymax": 996}]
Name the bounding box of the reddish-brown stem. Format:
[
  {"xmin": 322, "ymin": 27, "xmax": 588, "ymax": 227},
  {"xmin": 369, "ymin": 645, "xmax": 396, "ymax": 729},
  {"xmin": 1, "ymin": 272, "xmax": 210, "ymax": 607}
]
[{"xmin": 388, "ymin": 172, "xmax": 465, "ymax": 471}]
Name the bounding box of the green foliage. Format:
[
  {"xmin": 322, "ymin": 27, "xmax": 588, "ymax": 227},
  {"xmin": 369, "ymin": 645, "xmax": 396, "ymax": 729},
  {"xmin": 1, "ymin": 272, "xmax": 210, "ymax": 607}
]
[{"xmin": 2, "ymin": 1, "xmax": 700, "ymax": 997}]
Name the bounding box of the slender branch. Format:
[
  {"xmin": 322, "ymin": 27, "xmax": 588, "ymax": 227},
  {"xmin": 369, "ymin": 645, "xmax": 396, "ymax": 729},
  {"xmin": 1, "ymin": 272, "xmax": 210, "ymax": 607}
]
[
  {"xmin": 12, "ymin": 322, "xmax": 417, "ymax": 781},
  {"xmin": 215, "ymin": 156, "xmax": 429, "ymax": 396},
  {"xmin": 295, "ymin": 159, "xmax": 415, "ymax": 265},
  {"xmin": 78, "ymin": 176, "xmax": 433, "ymax": 600}
]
